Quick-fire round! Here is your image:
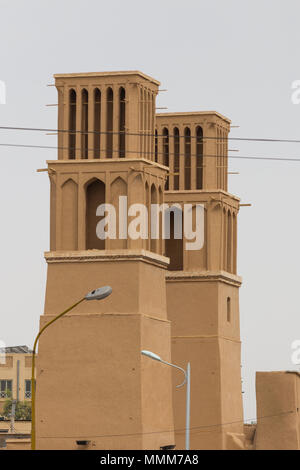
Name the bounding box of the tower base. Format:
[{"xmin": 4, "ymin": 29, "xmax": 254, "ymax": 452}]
[
  {"xmin": 36, "ymin": 250, "xmax": 174, "ymax": 450},
  {"xmin": 166, "ymin": 271, "xmax": 244, "ymax": 450}
]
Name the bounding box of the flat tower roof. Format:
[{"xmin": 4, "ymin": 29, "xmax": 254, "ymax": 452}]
[
  {"xmin": 54, "ymin": 70, "xmax": 160, "ymax": 86},
  {"xmin": 156, "ymin": 111, "xmax": 231, "ymax": 124}
]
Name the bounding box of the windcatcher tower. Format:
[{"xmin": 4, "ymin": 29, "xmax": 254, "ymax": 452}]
[
  {"xmin": 155, "ymin": 112, "xmax": 244, "ymax": 449},
  {"xmin": 36, "ymin": 72, "xmax": 174, "ymax": 449}
]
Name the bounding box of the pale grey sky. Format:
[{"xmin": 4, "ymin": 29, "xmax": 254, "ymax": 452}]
[{"xmin": 0, "ymin": 0, "xmax": 299, "ymax": 421}]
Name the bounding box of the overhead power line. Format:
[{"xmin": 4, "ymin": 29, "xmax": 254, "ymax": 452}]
[
  {"xmin": 38, "ymin": 409, "xmax": 294, "ymax": 440},
  {"xmin": 1, "ymin": 142, "xmax": 300, "ymax": 163},
  {"xmin": 2, "ymin": 125, "xmax": 300, "ymax": 144}
]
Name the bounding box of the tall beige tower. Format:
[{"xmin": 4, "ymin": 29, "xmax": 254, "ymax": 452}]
[
  {"xmin": 36, "ymin": 72, "xmax": 175, "ymax": 450},
  {"xmin": 155, "ymin": 112, "xmax": 244, "ymax": 449}
]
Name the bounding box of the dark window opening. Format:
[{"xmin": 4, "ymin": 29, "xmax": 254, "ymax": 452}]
[
  {"xmin": 227, "ymin": 297, "xmax": 231, "ymax": 322},
  {"xmin": 165, "ymin": 208, "xmax": 183, "ymax": 271},
  {"xmin": 94, "ymin": 88, "xmax": 101, "ymax": 159},
  {"xmin": 0, "ymin": 379, "xmax": 12, "ymax": 398},
  {"xmin": 163, "ymin": 128, "xmax": 169, "ymax": 190},
  {"xmin": 106, "ymin": 88, "xmax": 113, "ymax": 158},
  {"xmin": 196, "ymin": 126, "xmax": 203, "ymax": 189},
  {"xmin": 174, "ymin": 127, "xmax": 180, "ymax": 190},
  {"xmin": 69, "ymin": 89, "xmax": 76, "ymax": 159},
  {"xmin": 25, "ymin": 379, "xmax": 31, "ymax": 399},
  {"xmin": 150, "ymin": 184, "xmax": 157, "ymax": 253},
  {"xmin": 86, "ymin": 180, "xmax": 106, "ymax": 250},
  {"xmin": 119, "ymin": 87, "xmax": 126, "ymax": 158},
  {"xmin": 81, "ymin": 89, "xmax": 88, "ymax": 159},
  {"xmin": 227, "ymin": 212, "xmax": 232, "ymax": 272},
  {"xmin": 184, "ymin": 127, "xmax": 191, "ymax": 189}
]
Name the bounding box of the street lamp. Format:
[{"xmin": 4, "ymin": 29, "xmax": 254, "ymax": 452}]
[
  {"xmin": 31, "ymin": 286, "xmax": 112, "ymax": 450},
  {"xmin": 141, "ymin": 350, "xmax": 191, "ymax": 450}
]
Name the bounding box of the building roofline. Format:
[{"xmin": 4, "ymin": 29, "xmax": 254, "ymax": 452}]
[
  {"xmin": 156, "ymin": 111, "xmax": 231, "ymax": 124},
  {"xmin": 0, "ymin": 345, "xmax": 32, "ymax": 354},
  {"xmin": 54, "ymin": 70, "xmax": 160, "ymax": 86}
]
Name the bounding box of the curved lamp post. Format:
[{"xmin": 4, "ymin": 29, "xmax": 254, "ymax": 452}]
[
  {"xmin": 31, "ymin": 286, "xmax": 112, "ymax": 450},
  {"xmin": 141, "ymin": 350, "xmax": 191, "ymax": 450}
]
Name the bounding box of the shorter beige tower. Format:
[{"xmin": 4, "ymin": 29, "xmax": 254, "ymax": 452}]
[
  {"xmin": 155, "ymin": 112, "xmax": 244, "ymax": 449},
  {"xmin": 255, "ymin": 372, "xmax": 300, "ymax": 450}
]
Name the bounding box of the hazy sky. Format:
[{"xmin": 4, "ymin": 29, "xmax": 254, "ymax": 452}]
[{"xmin": 0, "ymin": 0, "xmax": 299, "ymax": 421}]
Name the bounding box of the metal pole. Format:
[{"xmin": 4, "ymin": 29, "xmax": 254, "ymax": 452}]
[
  {"xmin": 16, "ymin": 360, "xmax": 20, "ymax": 402},
  {"xmin": 185, "ymin": 362, "xmax": 191, "ymax": 450},
  {"xmin": 154, "ymin": 357, "xmax": 190, "ymax": 450},
  {"xmin": 141, "ymin": 351, "xmax": 191, "ymax": 450},
  {"xmin": 10, "ymin": 399, "xmax": 16, "ymax": 433},
  {"xmin": 31, "ymin": 297, "xmax": 85, "ymax": 450}
]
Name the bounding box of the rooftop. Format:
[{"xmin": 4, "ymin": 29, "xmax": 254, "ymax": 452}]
[
  {"xmin": 54, "ymin": 70, "xmax": 160, "ymax": 86},
  {"xmin": 0, "ymin": 345, "xmax": 32, "ymax": 354},
  {"xmin": 156, "ymin": 111, "xmax": 231, "ymax": 124}
]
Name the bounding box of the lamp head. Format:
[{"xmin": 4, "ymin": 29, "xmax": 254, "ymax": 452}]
[
  {"xmin": 141, "ymin": 350, "xmax": 162, "ymax": 362},
  {"xmin": 85, "ymin": 286, "xmax": 112, "ymax": 301}
]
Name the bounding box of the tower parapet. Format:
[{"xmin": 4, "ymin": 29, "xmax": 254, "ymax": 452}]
[
  {"xmin": 55, "ymin": 71, "xmax": 160, "ymax": 161},
  {"xmin": 156, "ymin": 111, "xmax": 230, "ymax": 192}
]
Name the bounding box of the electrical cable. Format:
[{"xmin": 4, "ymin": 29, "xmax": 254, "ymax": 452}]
[
  {"xmin": 38, "ymin": 410, "xmax": 294, "ymax": 440},
  {"xmin": 0, "ymin": 142, "xmax": 300, "ymax": 163},
  {"xmin": 1, "ymin": 125, "xmax": 300, "ymax": 144}
]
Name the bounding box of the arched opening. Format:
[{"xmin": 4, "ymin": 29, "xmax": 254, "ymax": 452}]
[
  {"xmin": 173, "ymin": 127, "xmax": 180, "ymax": 190},
  {"xmin": 196, "ymin": 126, "xmax": 203, "ymax": 189},
  {"xmin": 94, "ymin": 88, "xmax": 101, "ymax": 159},
  {"xmin": 163, "ymin": 128, "xmax": 169, "ymax": 190},
  {"xmin": 86, "ymin": 179, "xmax": 106, "ymax": 250},
  {"xmin": 158, "ymin": 186, "xmax": 163, "ymax": 254},
  {"xmin": 111, "ymin": 176, "xmax": 127, "ymax": 249},
  {"xmin": 68, "ymin": 89, "xmax": 76, "ymax": 159},
  {"xmin": 145, "ymin": 181, "xmax": 150, "ymax": 250},
  {"xmin": 139, "ymin": 88, "xmax": 144, "ymax": 156},
  {"xmin": 119, "ymin": 87, "xmax": 126, "ymax": 158},
  {"xmin": 165, "ymin": 206, "xmax": 183, "ymax": 270},
  {"xmin": 143, "ymin": 89, "xmax": 147, "ymax": 158},
  {"xmin": 184, "ymin": 127, "xmax": 191, "ymax": 189},
  {"xmin": 61, "ymin": 179, "xmax": 78, "ymax": 250},
  {"xmin": 233, "ymin": 212, "xmax": 237, "ymax": 274},
  {"xmin": 145, "ymin": 91, "xmax": 149, "ymax": 159},
  {"xmin": 223, "ymin": 208, "xmax": 227, "ymax": 270},
  {"xmin": 81, "ymin": 89, "xmax": 88, "ymax": 159},
  {"xmin": 227, "ymin": 211, "xmax": 232, "ymax": 272},
  {"xmin": 106, "ymin": 87, "xmax": 113, "ymax": 158},
  {"xmin": 129, "ymin": 174, "xmax": 145, "ymax": 249},
  {"xmin": 150, "ymin": 184, "xmax": 158, "ymax": 253},
  {"xmin": 155, "ymin": 129, "xmax": 158, "ymax": 162}
]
